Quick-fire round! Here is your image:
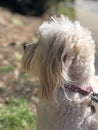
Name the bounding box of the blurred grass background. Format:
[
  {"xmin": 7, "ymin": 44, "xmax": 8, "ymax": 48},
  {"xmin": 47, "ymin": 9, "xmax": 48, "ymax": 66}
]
[{"xmin": 0, "ymin": 98, "xmax": 36, "ymax": 130}]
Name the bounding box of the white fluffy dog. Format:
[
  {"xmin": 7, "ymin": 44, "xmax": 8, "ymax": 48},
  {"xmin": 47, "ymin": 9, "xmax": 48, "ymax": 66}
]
[{"xmin": 21, "ymin": 15, "xmax": 98, "ymax": 130}]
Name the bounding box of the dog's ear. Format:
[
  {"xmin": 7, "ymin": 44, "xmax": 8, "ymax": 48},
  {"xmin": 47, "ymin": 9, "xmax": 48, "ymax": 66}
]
[
  {"xmin": 38, "ymin": 37, "xmax": 75, "ymax": 100},
  {"xmin": 38, "ymin": 39, "xmax": 62, "ymax": 100}
]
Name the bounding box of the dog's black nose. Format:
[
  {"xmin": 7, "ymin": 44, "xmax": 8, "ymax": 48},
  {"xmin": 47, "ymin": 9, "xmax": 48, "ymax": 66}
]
[{"xmin": 23, "ymin": 43, "xmax": 27, "ymax": 50}]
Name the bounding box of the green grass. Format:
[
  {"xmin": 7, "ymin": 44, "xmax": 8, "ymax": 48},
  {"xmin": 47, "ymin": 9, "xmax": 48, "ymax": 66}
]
[
  {"xmin": 58, "ymin": 6, "xmax": 75, "ymax": 20},
  {"xmin": 0, "ymin": 98, "xmax": 36, "ymax": 130},
  {"xmin": 0, "ymin": 65, "xmax": 14, "ymax": 73},
  {"xmin": 18, "ymin": 72, "xmax": 28, "ymax": 79},
  {"xmin": 0, "ymin": 87, "xmax": 5, "ymax": 94}
]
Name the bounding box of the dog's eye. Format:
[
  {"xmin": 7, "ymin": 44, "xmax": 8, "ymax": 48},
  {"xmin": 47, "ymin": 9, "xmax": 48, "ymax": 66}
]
[{"xmin": 23, "ymin": 43, "xmax": 27, "ymax": 50}]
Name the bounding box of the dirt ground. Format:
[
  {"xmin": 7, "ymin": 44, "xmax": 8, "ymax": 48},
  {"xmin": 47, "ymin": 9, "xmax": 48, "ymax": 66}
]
[{"xmin": 0, "ymin": 7, "xmax": 43, "ymax": 113}]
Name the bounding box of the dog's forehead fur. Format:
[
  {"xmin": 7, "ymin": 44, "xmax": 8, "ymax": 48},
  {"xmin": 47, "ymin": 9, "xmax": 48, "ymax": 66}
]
[
  {"xmin": 39, "ymin": 15, "xmax": 95, "ymax": 66},
  {"xmin": 39, "ymin": 15, "xmax": 94, "ymax": 46}
]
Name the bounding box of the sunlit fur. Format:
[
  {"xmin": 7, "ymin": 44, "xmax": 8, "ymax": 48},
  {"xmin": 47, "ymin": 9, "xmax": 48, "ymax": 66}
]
[
  {"xmin": 21, "ymin": 15, "xmax": 98, "ymax": 130},
  {"xmin": 21, "ymin": 15, "xmax": 96, "ymax": 100}
]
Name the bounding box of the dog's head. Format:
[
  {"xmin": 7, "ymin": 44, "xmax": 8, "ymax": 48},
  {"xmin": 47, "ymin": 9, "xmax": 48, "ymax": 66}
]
[{"xmin": 21, "ymin": 15, "xmax": 95, "ymax": 100}]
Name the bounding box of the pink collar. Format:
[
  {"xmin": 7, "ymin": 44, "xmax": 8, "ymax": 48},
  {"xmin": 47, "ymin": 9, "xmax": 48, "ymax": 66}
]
[{"xmin": 65, "ymin": 84, "xmax": 93, "ymax": 96}]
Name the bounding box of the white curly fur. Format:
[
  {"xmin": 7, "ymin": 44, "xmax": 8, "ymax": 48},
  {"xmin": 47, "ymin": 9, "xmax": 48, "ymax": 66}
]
[
  {"xmin": 39, "ymin": 15, "xmax": 93, "ymax": 45},
  {"xmin": 21, "ymin": 15, "xmax": 98, "ymax": 130}
]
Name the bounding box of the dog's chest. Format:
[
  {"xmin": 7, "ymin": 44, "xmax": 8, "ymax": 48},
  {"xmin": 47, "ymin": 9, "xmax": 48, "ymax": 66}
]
[
  {"xmin": 55, "ymin": 88, "xmax": 98, "ymax": 130},
  {"xmin": 56, "ymin": 101, "xmax": 97, "ymax": 130},
  {"xmin": 37, "ymin": 89, "xmax": 98, "ymax": 130},
  {"xmin": 37, "ymin": 99, "xmax": 98, "ymax": 130}
]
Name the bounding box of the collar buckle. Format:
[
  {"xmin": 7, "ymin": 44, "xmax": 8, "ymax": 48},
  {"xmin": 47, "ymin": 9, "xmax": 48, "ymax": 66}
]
[{"xmin": 91, "ymin": 92, "xmax": 98, "ymax": 103}]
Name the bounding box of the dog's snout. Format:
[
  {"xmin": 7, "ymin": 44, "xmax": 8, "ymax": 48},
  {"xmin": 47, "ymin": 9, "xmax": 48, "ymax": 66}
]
[{"xmin": 23, "ymin": 43, "xmax": 27, "ymax": 50}]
